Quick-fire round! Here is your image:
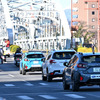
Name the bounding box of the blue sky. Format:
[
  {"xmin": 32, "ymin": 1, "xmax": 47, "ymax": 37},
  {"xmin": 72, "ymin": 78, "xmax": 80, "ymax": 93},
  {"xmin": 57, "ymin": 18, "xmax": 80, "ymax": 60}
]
[{"xmin": 55, "ymin": 0, "xmax": 71, "ymax": 9}]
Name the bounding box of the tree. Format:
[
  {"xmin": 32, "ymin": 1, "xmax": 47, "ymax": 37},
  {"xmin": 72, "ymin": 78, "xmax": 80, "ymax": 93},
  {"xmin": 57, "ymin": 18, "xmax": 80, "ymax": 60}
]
[
  {"xmin": 84, "ymin": 31, "xmax": 95, "ymax": 44},
  {"xmin": 73, "ymin": 21, "xmax": 96, "ymax": 44}
]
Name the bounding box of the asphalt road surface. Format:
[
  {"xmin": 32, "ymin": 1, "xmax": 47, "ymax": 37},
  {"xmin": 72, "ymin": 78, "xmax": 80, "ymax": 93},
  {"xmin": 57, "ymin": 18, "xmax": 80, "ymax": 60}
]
[{"xmin": 0, "ymin": 55, "xmax": 100, "ymax": 100}]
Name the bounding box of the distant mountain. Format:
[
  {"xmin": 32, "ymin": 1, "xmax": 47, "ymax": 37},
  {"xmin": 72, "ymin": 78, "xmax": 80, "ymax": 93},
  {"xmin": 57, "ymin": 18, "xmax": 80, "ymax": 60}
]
[{"xmin": 64, "ymin": 9, "xmax": 71, "ymax": 27}]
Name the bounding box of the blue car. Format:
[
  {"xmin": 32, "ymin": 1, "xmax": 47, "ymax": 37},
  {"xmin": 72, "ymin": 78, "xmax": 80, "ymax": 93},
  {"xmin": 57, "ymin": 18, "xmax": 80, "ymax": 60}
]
[{"xmin": 20, "ymin": 51, "xmax": 45, "ymax": 75}]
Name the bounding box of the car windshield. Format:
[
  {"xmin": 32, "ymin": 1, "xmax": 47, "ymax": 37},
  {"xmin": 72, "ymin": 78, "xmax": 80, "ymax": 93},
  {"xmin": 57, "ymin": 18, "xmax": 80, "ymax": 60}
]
[
  {"xmin": 52, "ymin": 52, "xmax": 75, "ymax": 59},
  {"xmin": 82, "ymin": 55, "xmax": 100, "ymax": 63},
  {"xmin": 27, "ymin": 54, "xmax": 44, "ymax": 58}
]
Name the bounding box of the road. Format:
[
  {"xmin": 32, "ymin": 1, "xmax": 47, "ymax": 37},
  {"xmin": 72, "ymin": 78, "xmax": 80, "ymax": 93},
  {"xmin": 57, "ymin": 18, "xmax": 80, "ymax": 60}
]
[{"xmin": 0, "ymin": 55, "xmax": 100, "ymax": 100}]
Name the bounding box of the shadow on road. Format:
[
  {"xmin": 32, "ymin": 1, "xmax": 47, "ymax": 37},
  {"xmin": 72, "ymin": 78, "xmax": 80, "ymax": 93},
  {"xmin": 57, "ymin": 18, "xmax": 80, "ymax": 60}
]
[{"xmin": 79, "ymin": 86, "xmax": 100, "ymax": 92}]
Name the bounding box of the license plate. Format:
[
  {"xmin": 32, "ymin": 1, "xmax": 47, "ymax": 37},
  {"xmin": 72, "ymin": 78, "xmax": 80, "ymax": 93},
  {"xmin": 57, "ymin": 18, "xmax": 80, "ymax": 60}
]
[
  {"xmin": 93, "ymin": 68, "xmax": 100, "ymax": 72},
  {"xmin": 31, "ymin": 65, "xmax": 41, "ymax": 67},
  {"xmin": 34, "ymin": 61, "xmax": 38, "ymax": 63},
  {"xmin": 91, "ymin": 74, "xmax": 100, "ymax": 79}
]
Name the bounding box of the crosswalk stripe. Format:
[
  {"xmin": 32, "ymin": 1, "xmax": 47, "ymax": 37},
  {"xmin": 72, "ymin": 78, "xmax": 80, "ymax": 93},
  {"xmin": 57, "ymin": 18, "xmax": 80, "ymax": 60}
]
[
  {"xmin": 25, "ymin": 83, "xmax": 34, "ymax": 86},
  {"xmin": 39, "ymin": 83, "xmax": 48, "ymax": 85},
  {"xmin": 39, "ymin": 95, "xmax": 57, "ymax": 99},
  {"xmin": 4, "ymin": 84, "xmax": 15, "ymax": 87},
  {"xmin": 65, "ymin": 94, "xmax": 86, "ymax": 98},
  {"xmin": 0, "ymin": 97, "xmax": 6, "ymax": 100},
  {"xmin": 8, "ymin": 74, "xmax": 14, "ymax": 77},
  {"xmin": 17, "ymin": 96, "xmax": 34, "ymax": 100}
]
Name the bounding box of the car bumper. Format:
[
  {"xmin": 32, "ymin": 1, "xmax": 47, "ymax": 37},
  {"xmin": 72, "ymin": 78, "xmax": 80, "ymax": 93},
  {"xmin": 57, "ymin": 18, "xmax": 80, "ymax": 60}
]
[
  {"xmin": 48, "ymin": 70, "xmax": 63, "ymax": 78},
  {"xmin": 80, "ymin": 74, "xmax": 100, "ymax": 85},
  {"xmin": 25, "ymin": 67, "xmax": 42, "ymax": 72},
  {"xmin": 24, "ymin": 65, "xmax": 42, "ymax": 72}
]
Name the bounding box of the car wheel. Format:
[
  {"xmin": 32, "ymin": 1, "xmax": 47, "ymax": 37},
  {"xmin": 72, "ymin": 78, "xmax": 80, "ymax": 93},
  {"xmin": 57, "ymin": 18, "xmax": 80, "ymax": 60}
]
[
  {"xmin": 72, "ymin": 80, "xmax": 79, "ymax": 91},
  {"xmin": 47, "ymin": 74, "xmax": 52, "ymax": 82},
  {"xmin": 42, "ymin": 75, "xmax": 47, "ymax": 81},
  {"xmin": 42, "ymin": 70, "xmax": 47, "ymax": 81},
  {"xmin": 19, "ymin": 67, "xmax": 22, "ymax": 74},
  {"xmin": 63, "ymin": 74, "xmax": 70, "ymax": 90},
  {"xmin": 22, "ymin": 67, "xmax": 26, "ymax": 75},
  {"xmin": 72, "ymin": 73, "xmax": 80, "ymax": 91},
  {"xmin": 1, "ymin": 59, "xmax": 3, "ymax": 64},
  {"xmin": 8, "ymin": 55, "xmax": 10, "ymax": 57},
  {"xmin": 15, "ymin": 61, "xmax": 17, "ymax": 65}
]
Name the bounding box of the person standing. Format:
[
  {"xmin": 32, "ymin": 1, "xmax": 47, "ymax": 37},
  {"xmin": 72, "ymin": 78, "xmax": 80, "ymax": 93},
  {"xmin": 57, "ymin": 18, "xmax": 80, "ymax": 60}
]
[{"xmin": 6, "ymin": 39, "xmax": 10, "ymax": 50}]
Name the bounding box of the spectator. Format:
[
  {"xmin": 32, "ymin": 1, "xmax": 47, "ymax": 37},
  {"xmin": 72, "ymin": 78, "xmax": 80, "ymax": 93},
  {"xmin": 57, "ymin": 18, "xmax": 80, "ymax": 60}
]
[
  {"xmin": 6, "ymin": 39, "xmax": 10, "ymax": 50},
  {"xmin": 92, "ymin": 43, "xmax": 95, "ymax": 54}
]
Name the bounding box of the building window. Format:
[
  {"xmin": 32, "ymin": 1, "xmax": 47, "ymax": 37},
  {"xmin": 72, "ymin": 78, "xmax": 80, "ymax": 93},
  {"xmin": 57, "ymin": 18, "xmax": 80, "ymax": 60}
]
[
  {"xmin": 92, "ymin": 25, "xmax": 95, "ymax": 29},
  {"xmin": 92, "ymin": 18, "xmax": 95, "ymax": 22},
  {"xmin": 73, "ymin": 15, "xmax": 78, "ymax": 18},
  {"xmin": 73, "ymin": 0, "xmax": 78, "ymax": 3},
  {"xmin": 73, "ymin": 8, "xmax": 78, "ymax": 12},
  {"xmin": 85, "ymin": 1, "xmax": 88, "ymax": 4},
  {"xmin": 92, "ymin": 4, "xmax": 95, "ymax": 8},
  {"xmin": 92, "ymin": 11, "xmax": 95, "ymax": 15}
]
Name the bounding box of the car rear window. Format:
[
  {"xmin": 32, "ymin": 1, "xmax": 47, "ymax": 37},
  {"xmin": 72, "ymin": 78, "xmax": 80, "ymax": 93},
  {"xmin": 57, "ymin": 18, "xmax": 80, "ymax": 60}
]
[
  {"xmin": 27, "ymin": 54, "xmax": 44, "ymax": 58},
  {"xmin": 82, "ymin": 55, "xmax": 100, "ymax": 63},
  {"xmin": 52, "ymin": 52, "xmax": 75, "ymax": 59}
]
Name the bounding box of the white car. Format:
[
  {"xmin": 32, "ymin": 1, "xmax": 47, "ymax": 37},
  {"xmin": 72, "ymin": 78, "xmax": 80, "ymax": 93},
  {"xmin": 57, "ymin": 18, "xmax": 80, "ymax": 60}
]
[{"xmin": 42, "ymin": 49, "xmax": 76, "ymax": 82}]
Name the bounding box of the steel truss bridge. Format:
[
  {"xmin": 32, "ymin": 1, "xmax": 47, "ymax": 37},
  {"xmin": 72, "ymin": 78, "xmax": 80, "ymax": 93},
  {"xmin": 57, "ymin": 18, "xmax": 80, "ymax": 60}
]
[{"xmin": 0, "ymin": 0, "xmax": 71, "ymax": 50}]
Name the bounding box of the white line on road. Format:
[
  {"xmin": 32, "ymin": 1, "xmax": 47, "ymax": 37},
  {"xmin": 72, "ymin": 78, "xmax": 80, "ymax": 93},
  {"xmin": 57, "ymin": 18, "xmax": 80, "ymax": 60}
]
[
  {"xmin": 4, "ymin": 84, "xmax": 15, "ymax": 87},
  {"xmin": 87, "ymin": 93, "xmax": 100, "ymax": 98},
  {"xmin": 25, "ymin": 83, "xmax": 34, "ymax": 86},
  {"xmin": 8, "ymin": 74, "xmax": 14, "ymax": 77},
  {"xmin": 39, "ymin": 83, "xmax": 48, "ymax": 86},
  {"xmin": 17, "ymin": 96, "xmax": 34, "ymax": 100},
  {"xmin": 64, "ymin": 94, "xmax": 86, "ymax": 98},
  {"xmin": 39, "ymin": 95, "xmax": 57, "ymax": 99},
  {"xmin": 22, "ymin": 80, "xmax": 34, "ymax": 86},
  {"xmin": 0, "ymin": 97, "xmax": 6, "ymax": 100}
]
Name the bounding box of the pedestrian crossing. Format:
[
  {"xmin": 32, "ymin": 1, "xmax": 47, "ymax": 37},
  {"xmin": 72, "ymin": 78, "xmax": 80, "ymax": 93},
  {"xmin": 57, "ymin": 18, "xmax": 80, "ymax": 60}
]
[
  {"xmin": 0, "ymin": 82, "xmax": 99, "ymax": 100},
  {"xmin": 3, "ymin": 82, "xmax": 48, "ymax": 87},
  {"xmin": 17, "ymin": 96, "xmax": 34, "ymax": 100},
  {"xmin": 0, "ymin": 94, "xmax": 87, "ymax": 100},
  {"xmin": 39, "ymin": 95, "xmax": 57, "ymax": 99},
  {"xmin": 64, "ymin": 94, "xmax": 86, "ymax": 98}
]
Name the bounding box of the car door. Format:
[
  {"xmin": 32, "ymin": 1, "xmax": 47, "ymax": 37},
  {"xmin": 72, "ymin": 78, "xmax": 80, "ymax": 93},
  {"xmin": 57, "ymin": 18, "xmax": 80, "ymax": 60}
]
[
  {"xmin": 43, "ymin": 54, "xmax": 51, "ymax": 75},
  {"xmin": 66, "ymin": 55, "xmax": 78, "ymax": 81},
  {"xmin": 20, "ymin": 54, "xmax": 25, "ymax": 69}
]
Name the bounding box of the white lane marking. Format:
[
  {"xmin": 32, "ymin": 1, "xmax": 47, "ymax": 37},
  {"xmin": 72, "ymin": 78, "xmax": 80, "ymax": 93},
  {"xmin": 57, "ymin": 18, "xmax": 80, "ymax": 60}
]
[
  {"xmin": 39, "ymin": 83, "xmax": 48, "ymax": 85},
  {"xmin": 0, "ymin": 97, "xmax": 6, "ymax": 100},
  {"xmin": 87, "ymin": 93, "xmax": 100, "ymax": 98},
  {"xmin": 22, "ymin": 80, "xmax": 34, "ymax": 86},
  {"xmin": 17, "ymin": 96, "xmax": 34, "ymax": 100},
  {"xmin": 64, "ymin": 94, "xmax": 86, "ymax": 98},
  {"xmin": 8, "ymin": 74, "xmax": 14, "ymax": 77},
  {"xmin": 4, "ymin": 84, "xmax": 15, "ymax": 87},
  {"xmin": 21, "ymin": 80, "xmax": 34, "ymax": 86},
  {"xmin": 25, "ymin": 83, "xmax": 34, "ymax": 86},
  {"xmin": 39, "ymin": 95, "xmax": 57, "ymax": 99}
]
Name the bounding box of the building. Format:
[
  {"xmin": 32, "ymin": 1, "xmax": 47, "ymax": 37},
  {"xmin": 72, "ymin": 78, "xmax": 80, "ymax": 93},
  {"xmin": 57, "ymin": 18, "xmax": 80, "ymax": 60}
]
[
  {"xmin": 0, "ymin": 1, "xmax": 8, "ymax": 45},
  {"xmin": 71, "ymin": 0, "xmax": 100, "ymax": 52}
]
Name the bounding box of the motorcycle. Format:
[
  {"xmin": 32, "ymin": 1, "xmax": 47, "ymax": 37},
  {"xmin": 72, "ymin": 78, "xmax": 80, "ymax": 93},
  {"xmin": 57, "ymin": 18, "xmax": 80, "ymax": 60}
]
[{"xmin": 14, "ymin": 53, "xmax": 22, "ymax": 67}]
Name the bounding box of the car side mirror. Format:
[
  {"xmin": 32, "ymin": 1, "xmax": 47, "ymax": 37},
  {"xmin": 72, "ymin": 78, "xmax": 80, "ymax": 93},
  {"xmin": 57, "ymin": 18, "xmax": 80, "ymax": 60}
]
[
  {"xmin": 41, "ymin": 57, "xmax": 46, "ymax": 62},
  {"xmin": 63, "ymin": 62, "xmax": 68, "ymax": 67}
]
